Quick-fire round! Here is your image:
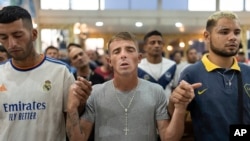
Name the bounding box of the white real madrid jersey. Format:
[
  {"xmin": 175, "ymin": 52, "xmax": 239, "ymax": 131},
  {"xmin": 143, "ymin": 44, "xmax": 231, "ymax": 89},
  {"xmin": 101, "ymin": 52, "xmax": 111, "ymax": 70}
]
[{"xmin": 0, "ymin": 56, "xmax": 75, "ymax": 141}]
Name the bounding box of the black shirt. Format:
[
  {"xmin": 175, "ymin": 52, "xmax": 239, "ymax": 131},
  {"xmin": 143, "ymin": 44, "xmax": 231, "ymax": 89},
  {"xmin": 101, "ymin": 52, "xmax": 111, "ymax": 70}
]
[{"xmin": 73, "ymin": 71, "xmax": 105, "ymax": 85}]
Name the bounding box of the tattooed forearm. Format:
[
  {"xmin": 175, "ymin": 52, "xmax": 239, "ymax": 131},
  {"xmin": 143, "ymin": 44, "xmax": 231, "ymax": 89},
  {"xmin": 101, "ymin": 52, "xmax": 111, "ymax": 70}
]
[
  {"xmin": 80, "ymin": 123, "xmax": 84, "ymax": 134},
  {"xmin": 66, "ymin": 125, "xmax": 72, "ymax": 139},
  {"xmin": 66, "ymin": 111, "xmax": 81, "ymax": 140},
  {"xmin": 68, "ymin": 111, "xmax": 79, "ymax": 127}
]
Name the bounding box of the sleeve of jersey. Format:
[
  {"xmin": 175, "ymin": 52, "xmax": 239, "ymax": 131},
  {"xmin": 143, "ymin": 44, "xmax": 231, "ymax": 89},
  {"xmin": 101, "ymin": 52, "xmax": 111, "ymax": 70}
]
[{"xmin": 63, "ymin": 68, "xmax": 75, "ymax": 112}]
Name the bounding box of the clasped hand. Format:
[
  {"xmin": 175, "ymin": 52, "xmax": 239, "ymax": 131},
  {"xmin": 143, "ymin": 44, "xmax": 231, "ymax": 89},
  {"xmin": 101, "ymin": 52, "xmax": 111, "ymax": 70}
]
[
  {"xmin": 68, "ymin": 77, "xmax": 92, "ymax": 109},
  {"xmin": 171, "ymin": 80, "xmax": 202, "ymax": 109}
]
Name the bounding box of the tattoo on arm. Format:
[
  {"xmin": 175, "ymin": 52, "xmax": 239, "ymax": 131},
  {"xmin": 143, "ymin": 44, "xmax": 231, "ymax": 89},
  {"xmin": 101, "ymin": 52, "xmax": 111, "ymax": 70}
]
[
  {"xmin": 67, "ymin": 111, "xmax": 81, "ymax": 139},
  {"xmin": 68, "ymin": 111, "xmax": 79, "ymax": 126},
  {"xmin": 80, "ymin": 123, "xmax": 84, "ymax": 134}
]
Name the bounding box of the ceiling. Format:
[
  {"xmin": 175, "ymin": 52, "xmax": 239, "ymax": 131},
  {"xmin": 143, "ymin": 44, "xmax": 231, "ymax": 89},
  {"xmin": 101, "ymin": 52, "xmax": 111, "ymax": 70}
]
[{"xmin": 37, "ymin": 9, "xmax": 250, "ymax": 35}]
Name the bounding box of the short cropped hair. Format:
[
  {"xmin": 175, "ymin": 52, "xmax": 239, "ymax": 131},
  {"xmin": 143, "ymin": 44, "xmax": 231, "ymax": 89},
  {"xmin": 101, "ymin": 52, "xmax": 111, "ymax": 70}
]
[
  {"xmin": 67, "ymin": 43, "xmax": 81, "ymax": 49},
  {"xmin": 206, "ymin": 11, "xmax": 239, "ymax": 32},
  {"xmin": 44, "ymin": 45, "xmax": 59, "ymax": 54},
  {"xmin": 143, "ymin": 30, "xmax": 163, "ymax": 42},
  {"xmin": 0, "ymin": 6, "xmax": 33, "ymax": 29},
  {"xmin": 107, "ymin": 32, "xmax": 138, "ymax": 53},
  {"xmin": 67, "ymin": 43, "xmax": 82, "ymax": 53},
  {"xmin": 186, "ymin": 47, "xmax": 196, "ymax": 55}
]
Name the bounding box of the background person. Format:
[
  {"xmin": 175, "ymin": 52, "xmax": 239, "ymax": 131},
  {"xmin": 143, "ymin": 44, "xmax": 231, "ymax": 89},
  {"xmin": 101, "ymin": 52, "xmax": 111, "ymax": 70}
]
[
  {"xmin": 44, "ymin": 45, "xmax": 60, "ymax": 59},
  {"xmin": 94, "ymin": 51, "xmax": 113, "ymax": 81},
  {"xmin": 138, "ymin": 30, "xmax": 178, "ymax": 101},
  {"xmin": 68, "ymin": 45, "xmax": 105, "ymax": 84}
]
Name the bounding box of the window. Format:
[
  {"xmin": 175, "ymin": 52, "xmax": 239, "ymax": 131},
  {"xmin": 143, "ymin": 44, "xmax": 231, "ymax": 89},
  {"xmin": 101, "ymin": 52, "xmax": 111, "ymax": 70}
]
[
  {"xmin": 162, "ymin": 0, "xmax": 187, "ymax": 10},
  {"xmin": 71, "ymin": 0, "xmax": 99, "ymax": 10},
  {"xmin": 188, "ymin": 0, "xmax": 216, "ymax": 11},
  {"xmin": 41, "ymin": 29, "xmax": 69, "ymax": 51},
  {"xmin": 0, "ymin": 0, "xmax": 10, "ymax": 7},
  {"xmin": 41, "ymin": 0, "xmax": 69, "ymax": 10},
  {"xmin": 246, "ymin": 0, "xmax": 250, "ymax": 11},
  {"xmin": 85, "ymin": 38, "xmax": 104, "ymax": 55},
  {"xmin": 100, "ymin": 0, "xmax": 129, "ymax": 10},
  {"xmin": 101, "ymin": 0, "xmax": 157, "ymax": 10},
  {"xmin": 131, "ymin": 0, "xmax": 157, "ymax": 10},
  {"xmin": 219, "ymin": 0, "xmax": 244, "ymax": 11},
  {"xmin": 0, "ymin": 0, "xmax": 36, "ymax": 17}
]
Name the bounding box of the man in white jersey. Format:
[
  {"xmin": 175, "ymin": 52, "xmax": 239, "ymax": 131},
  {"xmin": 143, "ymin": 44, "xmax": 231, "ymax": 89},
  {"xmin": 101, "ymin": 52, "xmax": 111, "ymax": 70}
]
[
  {"xmin": 0, "ymin": 6, "xmax": 75, "ymax": 141},
  {"xmin": 66, "ymin": 32, "xmax": 202, "ymax": 141},
  {"xmin": 138, "ymin": 30, "xmax": 178, "ymax": 101}
]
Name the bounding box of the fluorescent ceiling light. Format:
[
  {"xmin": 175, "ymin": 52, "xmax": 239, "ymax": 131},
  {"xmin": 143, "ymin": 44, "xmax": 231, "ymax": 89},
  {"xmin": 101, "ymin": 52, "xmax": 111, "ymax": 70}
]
[
  {"xmin": 95, "ymin": 21, "xmax": 103, "ymax": 26},
  {"xmin": 135, "ymin": 22, "xmax": 143, "ymax": 27},
  {"xmin": 175, "ymin": 22, "xmax": 183, "ymax": 27}
]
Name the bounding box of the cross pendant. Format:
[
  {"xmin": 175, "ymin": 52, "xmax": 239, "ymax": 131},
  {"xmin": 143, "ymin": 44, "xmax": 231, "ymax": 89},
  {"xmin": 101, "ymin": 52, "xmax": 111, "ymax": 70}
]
[
  {"xmin": 229, "ymin": 81, "xmax": 231, "ymax": 86},
  {"xmin": 123, "ymin": 127, "xmax": 129, "ymax": 135}
]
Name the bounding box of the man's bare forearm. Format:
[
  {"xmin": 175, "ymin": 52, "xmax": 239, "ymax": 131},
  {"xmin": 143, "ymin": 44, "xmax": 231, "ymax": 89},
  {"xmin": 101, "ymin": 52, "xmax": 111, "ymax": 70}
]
[
  {"xmin": 163, "ymin": 107, "xmax": 186, "ymax": 141},
  {"xmin": 66, "ymin": 108, "xmax": 85, "ymax": 141},
  {"xmin": 167, "ymin": 100, "xmax": 175, "ymax": 117}
]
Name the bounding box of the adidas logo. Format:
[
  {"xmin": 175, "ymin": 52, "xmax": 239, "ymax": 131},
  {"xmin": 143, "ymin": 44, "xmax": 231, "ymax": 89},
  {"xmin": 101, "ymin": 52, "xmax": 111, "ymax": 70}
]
[{"xmin": 0, "ymin": 84, "xmax": 7, "ymax": 92}]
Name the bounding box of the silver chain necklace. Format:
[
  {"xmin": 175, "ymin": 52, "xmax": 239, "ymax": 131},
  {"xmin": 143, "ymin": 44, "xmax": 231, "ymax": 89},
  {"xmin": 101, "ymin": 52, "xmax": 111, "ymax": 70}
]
[
  {"xmin": 113, "ymin": 82, "xmax": 138, "ymax": 135},
  {"xmin": 216, "ymin": 70, "xmax": 235, "ymax": 86}
]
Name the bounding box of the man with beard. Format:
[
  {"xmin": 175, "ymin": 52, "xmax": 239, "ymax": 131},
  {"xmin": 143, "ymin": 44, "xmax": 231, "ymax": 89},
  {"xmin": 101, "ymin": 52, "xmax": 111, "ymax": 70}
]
[
  {"xmin": 0, "ymin": 6, "xmax": 75, "ymax": 141},
  {"xmin": 185, "ymin": 48, "xmax": 198, "ymax": 64},
  {"xmin": 168, "ymin": 11, "xmax": 250, "ymax": 141}
]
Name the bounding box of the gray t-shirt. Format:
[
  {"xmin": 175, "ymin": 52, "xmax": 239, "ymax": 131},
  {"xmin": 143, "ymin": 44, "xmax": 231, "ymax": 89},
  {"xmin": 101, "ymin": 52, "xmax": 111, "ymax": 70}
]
[{"xmin": 81, "ymin": 78, "xmax": 169, "ymax": 141}]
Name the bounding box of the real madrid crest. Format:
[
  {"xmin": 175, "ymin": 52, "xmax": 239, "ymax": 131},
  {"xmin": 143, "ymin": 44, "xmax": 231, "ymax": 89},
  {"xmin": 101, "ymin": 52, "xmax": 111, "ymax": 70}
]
[{"xmin": 43, "ymin": 80, "xmax": 52, "ymax": 92}]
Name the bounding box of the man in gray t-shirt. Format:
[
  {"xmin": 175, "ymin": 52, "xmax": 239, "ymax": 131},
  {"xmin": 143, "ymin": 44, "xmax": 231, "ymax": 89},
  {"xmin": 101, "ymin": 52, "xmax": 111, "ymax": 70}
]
[
  {"xmin": 66, "ymin": 32, "xmax": 201, "ymax": 141},
  {"xmin": 82, "ymin": 79, "xmax": 168, "ymax": 141}
]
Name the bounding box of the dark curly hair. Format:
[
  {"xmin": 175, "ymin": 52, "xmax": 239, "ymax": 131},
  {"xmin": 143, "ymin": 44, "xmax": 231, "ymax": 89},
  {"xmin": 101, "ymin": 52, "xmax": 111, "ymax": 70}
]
[{"xmin": 0, "ymin": 6, "xmax": 33, "ymax": 29}]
